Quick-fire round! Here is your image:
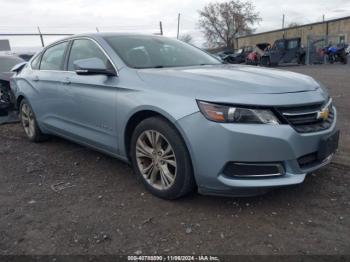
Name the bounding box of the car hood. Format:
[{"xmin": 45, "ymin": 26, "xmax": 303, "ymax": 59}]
[{"xmin": 136, "ymin": 64, "xmax": 320, "ymax": 101}]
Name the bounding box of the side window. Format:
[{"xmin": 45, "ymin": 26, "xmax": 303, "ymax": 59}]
[
  {"xmin": 339, "ymin": 35, "xmax": 345, "ymax": 44},
  {"xmin": 31, "ymin": 54, "xmax": 41, "ymax": 70},
  {"xmin": 287, "ymin": 40, "xmax": 299, "ymax": 50},
  {"xmin": 40, "ymin": 42, "xmax": 68, "ymax": 70},
  {"xmin": 68, "ymin": 39, "xmax": 109, "ymax": 71},
  {"xmin": 276, "ymin": 41, "xmax": 285, "ymax": 50}
]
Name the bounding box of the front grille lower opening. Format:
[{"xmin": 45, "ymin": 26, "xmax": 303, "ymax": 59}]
[{"xmin": 223, "ymin": 162, "xmax": 284, "ymax": 178}]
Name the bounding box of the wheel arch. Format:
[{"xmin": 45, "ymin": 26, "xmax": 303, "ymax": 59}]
[
  {"xmin": 16, "ymin": 95, "xmax": 25, "ymax": 109},
  {"xmin": 123, "ymin": 109, "xmax": 196, "ymax": 181}
]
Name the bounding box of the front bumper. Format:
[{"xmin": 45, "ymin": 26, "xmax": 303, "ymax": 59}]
[{"xmin": 176, "ymin": 108, "xmax": 338, "ymax": 196}]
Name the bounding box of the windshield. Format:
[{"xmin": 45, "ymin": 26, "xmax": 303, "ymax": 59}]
[
  {"xmin": 104, "ymin": 35, "xmax": 221, "ymax": 69},
  {"xmin": 0, "ymin": 56, "xmax": 24, "ymax": 72}
]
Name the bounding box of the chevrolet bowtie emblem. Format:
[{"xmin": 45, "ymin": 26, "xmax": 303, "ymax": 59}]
[{"xmin": 317, "ymin": 108, "xmax": 330, "ymax": 121}]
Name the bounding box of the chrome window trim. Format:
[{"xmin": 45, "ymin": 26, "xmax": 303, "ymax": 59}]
[{"xmin": 28, "ymin": 36, "xmax": 119, "ymax": 76}]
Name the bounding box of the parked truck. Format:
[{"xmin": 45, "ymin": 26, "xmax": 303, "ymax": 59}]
[{"xmin": 260, "ymin": 37, "xmax": 306, "ymax": 66}]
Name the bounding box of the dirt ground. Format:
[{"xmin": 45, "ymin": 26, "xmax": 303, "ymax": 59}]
[{"xmin": 0, "ymin": 64, "xmax": 349, "ymax": 256}]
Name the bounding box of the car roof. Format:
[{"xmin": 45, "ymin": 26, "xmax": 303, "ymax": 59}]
[
  {"xmin": 60, "ymin": 32, "xmax": 162, "ymax": 41},
  {"xmin": 42, "ymin": 33, "xmax": 164, "ymax": 50}
]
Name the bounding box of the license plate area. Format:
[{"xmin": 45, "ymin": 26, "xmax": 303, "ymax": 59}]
[{"xmin": 317, "ymin": 130, "xmax": 340, "ymax": 161}]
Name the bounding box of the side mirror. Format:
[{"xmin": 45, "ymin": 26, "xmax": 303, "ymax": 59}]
[{"xmin": 74, "ymin": 58, "xmax": 117, "ymax": 76}]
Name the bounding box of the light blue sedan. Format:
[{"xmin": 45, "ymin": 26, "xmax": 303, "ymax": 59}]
[{"xmin": 11, "ymin": 33, "xmax": 339, "ymax": 199}]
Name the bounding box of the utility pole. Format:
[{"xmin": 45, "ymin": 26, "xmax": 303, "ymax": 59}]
[
  {"xmin": 37, "ymin": 26, "xmax": 45, "ymax": 47},
  {"xmin": 282, "ymin": 14, "xmax": 285, "ymax": 39},
  {"xmin": 96, "ymin": 27, "xmax": 100, "ymax": 32},
  {"xmin": 322, "ymin": 14, "xmax": 325, "ymax": 23},
  {"xmin": 177, "ymin": 13, "xmax": 181, "ymax": 39},
  {"xmin": 159, "ymin": 21, "xmax": 163, "ymax": 35}
]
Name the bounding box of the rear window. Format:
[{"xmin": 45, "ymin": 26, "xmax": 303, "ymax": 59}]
[
  {"xmin": 287, "ymin": 40, "xmax": 299, "ymax": 49},
  {"xmin": 274, "ymin": 41, "xmax": 285, "ymax": 50},
  {"xmin": 40, "ymin": 41, "xmax": 68, "ymax": 71}
]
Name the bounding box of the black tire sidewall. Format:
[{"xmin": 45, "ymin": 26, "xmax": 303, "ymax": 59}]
[
  {"xmin": 261, "ymin": 56, "xmax": 270, "ymax": 67},
  {"xmin": 130, "ymin": 117, "xmax": 194, "ymax": 199}
]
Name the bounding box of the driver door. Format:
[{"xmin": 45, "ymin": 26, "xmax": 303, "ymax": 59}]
[
  {"xmin": 282, "ymin": 39, "xmax": 300, "ymax": 63},
  {"xmin": 61, "ymin": 38, "xmax": 119, "ymax": 154},
  {"xmin": 270, "ymin": 40, "xmax": 285, "ymax": 64}
]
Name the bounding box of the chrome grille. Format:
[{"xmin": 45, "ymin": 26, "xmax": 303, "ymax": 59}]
[{"xmin": 276, "ymin": 99, "xmax": 334, "ymax": 133}]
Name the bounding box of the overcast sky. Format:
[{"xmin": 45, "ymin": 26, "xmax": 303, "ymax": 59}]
[{"xmin": 1, "ymin": 0, "xmax": 350, "ymax": 49}]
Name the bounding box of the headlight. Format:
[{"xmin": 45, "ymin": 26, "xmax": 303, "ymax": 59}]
[{"xmin": 197, "ymin": 101, "xmax": 280, "ymax": 124}]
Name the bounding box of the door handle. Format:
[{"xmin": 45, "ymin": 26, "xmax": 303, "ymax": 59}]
[
  {"xmin": 33, "ymin": 75, "xmax": 40, "ymax": 82},
  {"xmin": 61, "ymin": 77, "xmax": 71, "ymax": 85}
]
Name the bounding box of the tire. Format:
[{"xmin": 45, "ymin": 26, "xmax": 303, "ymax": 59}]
[
  {"xmin": 130, "ymin": 116, "xmax": 195, "ymax": 199},
  {"xmin": 19, "ymin": 98, "xmax": 47, "ymax": 142},
  {"xmin": 298, "ymin": 54, "xmax": 306, "ymax": 65},
  {"xmin": 342, "ymin": 56, "xmax": 348, "ymax": 64},
  {"xmin": 260, "ymin": 56, "xmax": 270, "ymax": 67}
]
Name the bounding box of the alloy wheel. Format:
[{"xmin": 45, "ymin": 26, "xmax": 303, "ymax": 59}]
[
  {"xmin": 136, "ymin": 130, "xmax": 177, "ymax": 190},
  {"xmin": 21, "ymin": 103, "xmax": 35, "ymax": 138}
]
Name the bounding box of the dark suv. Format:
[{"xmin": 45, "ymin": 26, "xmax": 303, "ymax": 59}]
[{"xmin": 261, "ymin": 38, "xmax": 306, "ymax": 66}]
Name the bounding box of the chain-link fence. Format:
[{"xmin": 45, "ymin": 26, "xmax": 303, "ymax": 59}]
[{"xmin": 306, "ymin": 34, "xmax": 348, "ymax": 65}]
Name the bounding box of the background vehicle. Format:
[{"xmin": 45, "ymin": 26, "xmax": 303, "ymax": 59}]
[
  {"xmin": 215, "ymin": 49, "xmax": 234, "ymax": 59},
  {"xmin": 15, "ymin": 52, "xmax": 35, "ymax": 61},
  {"xmin": 0, "ymin": 55, "xmax": 24, "ymax": 118},
  {"xmin": 245, "ymin": 43, "xmax": 270, "ymax": 65},
  {"xmin": 260, "ymin": 38, "xmax": 306, "ymax": 66},
  {"xmin": 223, "ymin": 46, "xmax": 253, "ymax": 64},
  {"xmin": 324, "ymin": 43, "xmax": 349, "ymax": 64},
  {"xmin": 215, "ymin": 49, "xmax": 235, "ymax": 63}
]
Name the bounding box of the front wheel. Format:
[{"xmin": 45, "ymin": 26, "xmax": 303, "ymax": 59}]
[
  {"xmin": 130, "ymin": 117, "xmax": 195, "ymax": 199},
  {"xmin": 19, "ymin": 98, "xmax": 47, "ymax": 142},
  {"xmin": 260, "ymin": 56, "xmax": 271, "ymax": 67},
  {"xmin": 342, "ymin": 55, "xmax": 348, "ymax": 64},
  {"xmin": 298, "ymin": 54, "xmax": 306, "ymax": 65}
]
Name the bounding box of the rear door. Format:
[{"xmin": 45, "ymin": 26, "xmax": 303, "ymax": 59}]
[
  {"xmin": 28, "ymin": 41, "xmax": 69, "ymax": 128},
  {"xmin": 62, "ymin": 38, "xmax": 119, "ymax": 153}
]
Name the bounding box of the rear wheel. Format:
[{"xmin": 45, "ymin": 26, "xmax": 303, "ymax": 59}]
[
  {"xmin": 342, "ymin": 55, "xmax": 348, "ymax": 64},
  {"xmin": 19, "ymin": 99, "xmax": 47, "ymax": 142},
  {"xmin": 298, "ymin": 54, "xmax": 306, "ymax": 65},
  {"xmin": 130, "ymin": 117, "xmax": 195, "ymax": 199}
]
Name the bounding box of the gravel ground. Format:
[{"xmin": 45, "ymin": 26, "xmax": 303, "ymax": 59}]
[{"xmin": 0, "ymin": 64, "xmax": 349, "ymax": 256}]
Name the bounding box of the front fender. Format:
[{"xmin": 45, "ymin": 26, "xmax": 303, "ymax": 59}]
[{"xmin": 116, "ymin": 89, "xmax": 199, "ymax": 157}]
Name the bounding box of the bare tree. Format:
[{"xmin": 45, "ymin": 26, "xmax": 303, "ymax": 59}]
[
  {"xmin": 179, "ymin": 34, "xmax": 194, "ymax": 44},
  {"xmin": 288, "ymin": 22, "xmax": 300, "ymax": 28},
  {"xmin": 198, "ymin": 0, "xmax": 261, "ymax": 48}
]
